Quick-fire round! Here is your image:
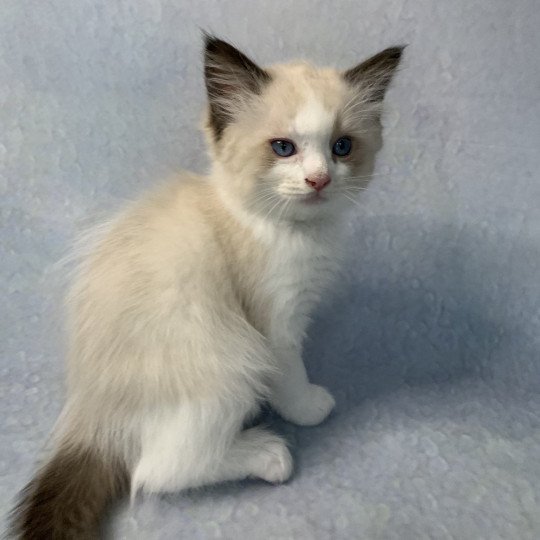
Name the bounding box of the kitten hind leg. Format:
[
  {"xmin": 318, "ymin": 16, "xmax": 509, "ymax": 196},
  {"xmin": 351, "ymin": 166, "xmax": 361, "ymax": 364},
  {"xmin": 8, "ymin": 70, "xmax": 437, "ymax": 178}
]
[
  {"xmin": 131, "ymin": 402, "xmax": 292, "ymax": 497},
  {"xmin": 226, "ymin": 426, "xmax": 293, "ymax": 484}
]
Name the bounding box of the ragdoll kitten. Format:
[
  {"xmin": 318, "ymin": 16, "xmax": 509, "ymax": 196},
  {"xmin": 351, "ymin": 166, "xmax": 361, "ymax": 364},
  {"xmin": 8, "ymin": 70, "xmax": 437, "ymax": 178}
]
[{"xmin": 11, "ymin": 35, "xmax": 403, "ymax": 538}]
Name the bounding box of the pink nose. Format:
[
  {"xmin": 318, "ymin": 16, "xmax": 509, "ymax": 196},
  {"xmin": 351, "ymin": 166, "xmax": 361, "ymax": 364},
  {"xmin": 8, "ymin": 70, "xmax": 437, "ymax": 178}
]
[{"xmin": 305, "ymin": 174, "xmax": 331, "ymax": 192}]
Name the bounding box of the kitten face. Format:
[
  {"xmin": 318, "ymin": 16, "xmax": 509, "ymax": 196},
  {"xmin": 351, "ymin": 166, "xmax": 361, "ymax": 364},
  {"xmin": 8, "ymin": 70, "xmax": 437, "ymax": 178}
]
[{"xmin": 204, "ymin": 37, "xmax": 403, "ymax": 224}]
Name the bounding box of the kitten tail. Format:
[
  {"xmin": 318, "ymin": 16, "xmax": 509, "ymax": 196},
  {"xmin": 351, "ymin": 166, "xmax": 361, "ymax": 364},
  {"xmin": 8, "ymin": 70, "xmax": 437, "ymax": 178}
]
[{"xmin": 9, "ymin": 443, "xmax": 128, "ymax": 539}]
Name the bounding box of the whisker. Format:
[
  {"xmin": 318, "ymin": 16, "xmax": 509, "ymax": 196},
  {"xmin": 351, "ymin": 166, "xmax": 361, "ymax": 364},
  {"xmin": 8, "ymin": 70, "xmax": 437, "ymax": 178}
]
[
  {"xmin": 247, "ymin": 196, "xmax": 276, "ymax": 210},
  {"xmin": 341, "ymin": 172, "xmax": 389, "ymax": 181},
  {"xmin": 248, "ymin": 188, "xmax": 279, "ymax": 205},
  {"xmin": 246, "ymin": 190, "xmax": 280, "ymax": 214},
  {"xmin": 337, "ymin": 187, "xmax": 369, "ymax": 193},
  {"xmin": 276, "ymin": 198, "xmax": 291, "ymax": 224},
  {"xmin": 250, "ymin": 191, "xmax": 277, "ymax": 204},
  {"xmin": 262, "ymin": 197, "xmax": 283, "ymax": 221},
  {"xmin": 341, "ymin": 193, "xmax": 365, "ymax": 210}
]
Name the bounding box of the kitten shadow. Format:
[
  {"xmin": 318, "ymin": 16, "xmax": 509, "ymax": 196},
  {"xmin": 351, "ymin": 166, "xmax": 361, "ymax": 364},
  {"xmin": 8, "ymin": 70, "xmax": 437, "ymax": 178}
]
[
  {"xmin": 304, "ymin": 216, "xmax": 538, "ymax": 404},
  {"xmin": 293, "ymin": 216, "xmax": 539, "ymax": 467}
]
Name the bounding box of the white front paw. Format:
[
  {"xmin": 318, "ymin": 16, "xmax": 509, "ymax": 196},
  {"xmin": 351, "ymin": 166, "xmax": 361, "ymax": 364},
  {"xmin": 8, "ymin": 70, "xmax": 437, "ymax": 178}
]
[{"xmin": 278, "ymin": 384, "xmax": 335, "ymax": 427}]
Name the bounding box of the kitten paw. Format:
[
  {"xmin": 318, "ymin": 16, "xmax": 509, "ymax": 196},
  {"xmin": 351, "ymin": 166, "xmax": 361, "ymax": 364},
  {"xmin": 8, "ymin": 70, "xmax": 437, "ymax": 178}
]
[
  {"xmin": 252, "ymin": 440, "xmax": 293, "ymax": 484},
  {"xmin": 277, "ymin": 384, "xmax": 335, "ymax": 427}
]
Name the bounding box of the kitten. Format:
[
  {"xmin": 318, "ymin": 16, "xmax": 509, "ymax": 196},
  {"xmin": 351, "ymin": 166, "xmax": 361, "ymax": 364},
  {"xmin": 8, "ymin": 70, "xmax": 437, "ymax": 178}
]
[{"xmin": 11, "ymin": 35, "xmax": 403, "ymax": 538}]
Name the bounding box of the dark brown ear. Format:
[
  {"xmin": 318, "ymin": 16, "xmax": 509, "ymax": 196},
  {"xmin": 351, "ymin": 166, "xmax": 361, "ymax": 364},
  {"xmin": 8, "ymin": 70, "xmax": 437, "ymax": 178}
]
[
  {"xmin": 203, "ymin": 34, "xmax": 271, "ymax": 140},
  {"xmin": 344, "ymin": 46, "xmax": 405, "ymax": 102}
]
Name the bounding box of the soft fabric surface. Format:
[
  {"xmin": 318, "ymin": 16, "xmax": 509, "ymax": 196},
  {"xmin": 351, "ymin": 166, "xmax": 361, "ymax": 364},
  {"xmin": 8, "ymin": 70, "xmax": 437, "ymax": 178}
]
[{"xmin": 2, "ymin": 1, "xmax": 539, "ymax": 538}]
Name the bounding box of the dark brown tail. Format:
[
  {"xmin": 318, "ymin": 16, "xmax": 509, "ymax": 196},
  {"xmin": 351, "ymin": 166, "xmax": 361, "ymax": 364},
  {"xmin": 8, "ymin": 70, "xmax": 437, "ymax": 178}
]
[{"xmin": 10, "ymin": 444, "xmax": 128, "ymax": 539}]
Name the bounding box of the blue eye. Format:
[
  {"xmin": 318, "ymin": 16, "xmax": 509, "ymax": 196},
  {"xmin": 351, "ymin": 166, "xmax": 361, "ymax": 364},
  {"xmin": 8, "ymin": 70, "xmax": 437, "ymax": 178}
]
[
  {"xmin": 332, "ymin": 137, "xmax": 352, "ymax": 156},
  {"xmin": 271, "ymin": 139, "xmax": 296, "ymax": 157}
]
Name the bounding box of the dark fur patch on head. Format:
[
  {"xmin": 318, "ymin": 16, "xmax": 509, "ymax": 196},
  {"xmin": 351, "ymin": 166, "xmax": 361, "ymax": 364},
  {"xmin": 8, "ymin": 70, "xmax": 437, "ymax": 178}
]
[
  {"xmin": 344, "ymin": 46, "xmax": 405, "ymax": 102},
  {"xmin": 203, "ymin": 33, "xmax": 271, "ymax": 140},
  {"xmin": 10, "ymin": 445, "xmax": 128, "ymax": 539}
]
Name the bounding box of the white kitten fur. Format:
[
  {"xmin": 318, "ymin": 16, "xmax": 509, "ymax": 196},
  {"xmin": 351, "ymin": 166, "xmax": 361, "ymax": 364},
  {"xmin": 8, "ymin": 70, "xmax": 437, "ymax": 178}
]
[
  {"xmin": 64, "ymin": 42, "xmax": 402, "ymax": 495},
  {"xmin": 12, "ymin": 38, "xmax": 403, "ymax": 538}
]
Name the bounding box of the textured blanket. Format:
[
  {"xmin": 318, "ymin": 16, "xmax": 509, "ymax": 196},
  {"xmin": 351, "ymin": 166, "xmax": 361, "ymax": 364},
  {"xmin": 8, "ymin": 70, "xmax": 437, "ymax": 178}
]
[{"xmin": 2, "ymin": 1, "xmax": 539, "ymax": 538}]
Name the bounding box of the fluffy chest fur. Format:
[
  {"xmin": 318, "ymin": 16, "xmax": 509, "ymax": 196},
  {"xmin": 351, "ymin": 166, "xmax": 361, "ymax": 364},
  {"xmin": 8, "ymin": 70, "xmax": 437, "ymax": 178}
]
[{"xmin": 248, "ymin": 220, "xmax": 341, "ymax": 343}]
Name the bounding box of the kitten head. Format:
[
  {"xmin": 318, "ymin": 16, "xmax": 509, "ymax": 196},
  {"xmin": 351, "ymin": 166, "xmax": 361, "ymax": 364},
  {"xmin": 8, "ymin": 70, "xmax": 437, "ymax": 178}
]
[{"xmin": 203, "ymin": 35, "xmax": 404, "ymax": 224}]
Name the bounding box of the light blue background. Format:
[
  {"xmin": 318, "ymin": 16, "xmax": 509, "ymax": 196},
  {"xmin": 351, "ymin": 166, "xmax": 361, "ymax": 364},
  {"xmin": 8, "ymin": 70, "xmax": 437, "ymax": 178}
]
[{"xmin": 2, "ymin": 1, "xmax": 539, "ymax": 538}]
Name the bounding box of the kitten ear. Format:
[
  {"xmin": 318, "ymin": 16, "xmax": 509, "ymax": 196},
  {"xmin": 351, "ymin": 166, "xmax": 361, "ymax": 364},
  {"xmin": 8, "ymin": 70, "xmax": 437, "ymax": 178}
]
[
  {"xmin": 203, "ymin": 34, "xmax": 271, "ymax": 140},
  {"xmin": 344, "ymin": 46, "xmax": 405, "ymax": 102}
]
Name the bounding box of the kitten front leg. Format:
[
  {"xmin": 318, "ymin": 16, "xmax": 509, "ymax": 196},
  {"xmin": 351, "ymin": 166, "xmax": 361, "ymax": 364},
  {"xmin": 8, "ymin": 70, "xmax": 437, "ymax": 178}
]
[{"xmin": 269, "ymin": 343, "xmax": 335, "ymax": 427}]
